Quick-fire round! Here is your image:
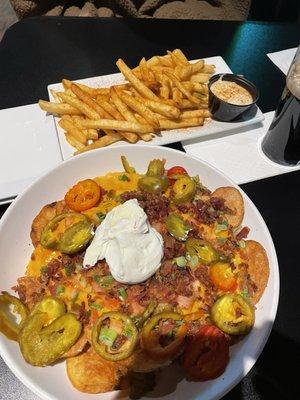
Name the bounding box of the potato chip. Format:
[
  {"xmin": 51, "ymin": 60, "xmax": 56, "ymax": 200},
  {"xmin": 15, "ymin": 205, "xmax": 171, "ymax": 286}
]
[
  {"xmin": 67, "ymin": 347, "xmax": 122, "ymax": 393},
  {"xmin": 241, "ymin": 240, "xmax": 270, "ymax": 304},
  {"xmin": 212, "ymin": 187, "xmax": 244, "ymax": 228}
]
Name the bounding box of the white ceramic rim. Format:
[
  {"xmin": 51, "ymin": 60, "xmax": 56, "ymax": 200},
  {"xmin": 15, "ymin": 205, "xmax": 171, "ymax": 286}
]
[{"xmin": 0, "ymin": 145, "xmax": 279, "ymax": 400}]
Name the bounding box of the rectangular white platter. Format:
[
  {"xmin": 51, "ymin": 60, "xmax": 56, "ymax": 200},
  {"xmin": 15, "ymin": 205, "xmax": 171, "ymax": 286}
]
[{"xmin": 48, "ymin": 56, "xmax": 264, "ymax": 161}]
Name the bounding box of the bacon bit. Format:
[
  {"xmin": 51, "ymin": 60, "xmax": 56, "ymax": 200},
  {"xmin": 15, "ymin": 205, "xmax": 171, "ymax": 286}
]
[
  {"xmin": 121, "ymin": 191, "xmax": 170, "ymax": 222},
  {"xmin": 163, "ymin": 234, "xmax": 185, "ymax": 260},
  {"xmin": 177, "ymin": 295, "xmax": 194, "ymax": 309},
  {"xmin": 91, "ymin": 281, "xmax": 106, "ymax": 293},
  {"xmin": 160, "ymin": 260, "xmax": 174, "ymax": 276},
  {"xmin": 236, "ymin": 227, "xmax": 250, "ymax": 241},
  {"xmin": 12, "ymin": 277, "xmax": 45, "ymax": 307},
  {"xmin": 194, "ymin": 266, "xmax": 213, "ymax": 289},
  {"xmin": 112, "ymin": 334, "xmax": 127, "ymax": 350},
  {"xmin": 77, "ymin": 303, "xmax": 91, "ymax": 324},
  {"xmin": 40, "ymin": 259, "xmax": 63, "ymax": 283},
  {"xmin": 131, "ymin": 301, "xmax": 146, "ymax": 316}
]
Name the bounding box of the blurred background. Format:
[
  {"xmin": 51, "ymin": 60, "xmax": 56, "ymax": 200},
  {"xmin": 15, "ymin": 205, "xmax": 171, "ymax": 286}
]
[{"xmin": 1, "ymin": 0, "xmax": 300, "ymax": 41}]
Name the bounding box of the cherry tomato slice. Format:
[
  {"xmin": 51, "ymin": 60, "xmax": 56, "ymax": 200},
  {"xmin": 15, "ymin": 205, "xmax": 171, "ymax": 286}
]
[
  {"xmin": 65, "ymin": 179, "xmax": 101, "ymax": 212},
  {"xmin": 210, "ymin": 262, "xmax": 237, "ymax": 292},
  {"xmin": 167, "ymin": 166, "xmax": 188, "ymax": 184},
  {"xmin": 183, "ymin": 325, "xmax": 229, "ymax": 381}
]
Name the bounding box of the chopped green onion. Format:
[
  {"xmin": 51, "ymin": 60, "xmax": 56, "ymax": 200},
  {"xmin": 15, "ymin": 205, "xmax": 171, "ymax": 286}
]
[
  {"xmin": 123, "ymin": 324, "xmax": 133, "ymax": 338},
  {"xmin": 217, "ymin": 237, "xmax": 227, "ymax": 244},
  {"xmin": 215, "ymin": 222, "xmax": 228, "ymax": 233},
  {"xmin": 118, "ymin": 288, "xmax": 127, "ymax": 301},
  {"xmin": 175, "ymin": 256, "xmax": 187, "ymax": 268},
  {"xmin": 89, "ymin": 302, "xmax": 102, "ymax": 310},
  {"xmin": 119, "ymin": 174, "xmax": 130, "ymax": 182},
  {"xmin": 96, "ymin": 212, "xmax": 106, "ymax": 222},
  {"xmin": 99, "ymin": 327, "xmax": 118, "ymax": 347},
  {"xmin": 240, "ymin": 288, "xmax": 249, "ymax": 298},
  {"xmin": 55, "ymin": 285, "xmax": 65, "ymax": 296},
  {"xmin": 238, "ymin": 240, "xmax": 246, "ymax": 249},
  {"xmin": 93, "ymin": 275, "xmax": 114, "ymax": 286}
]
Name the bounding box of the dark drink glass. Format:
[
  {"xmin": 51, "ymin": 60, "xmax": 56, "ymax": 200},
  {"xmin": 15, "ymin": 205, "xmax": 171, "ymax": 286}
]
[{"xmin": 262, "ymin": 46, "xmax": 300, "ymax": 166}]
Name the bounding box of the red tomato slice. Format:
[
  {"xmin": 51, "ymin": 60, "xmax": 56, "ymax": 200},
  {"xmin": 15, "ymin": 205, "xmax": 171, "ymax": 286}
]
[
  {"xmin": 167, "ymin": 166, "xmax": 187, "ymax": 177},
  {"xmin": 65, "ymin": 179, "xmax": 101, "ymax": 212},
  {"xmin": 167, "ymin": 166, "xmax": 188, "ymax": 184},
  {"xmin": 210, "ymin": 262, "xmax": 237, "ymax": 292},
  {"xmin": 183, "ymin": 325, "xmax": 229, "ymax": 381}
]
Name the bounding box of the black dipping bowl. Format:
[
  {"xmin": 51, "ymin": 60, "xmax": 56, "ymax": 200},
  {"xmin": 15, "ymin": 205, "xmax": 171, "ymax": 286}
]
[{"xmin": 208, "ymin": 74, "xmax": 259, "ymax": 122}]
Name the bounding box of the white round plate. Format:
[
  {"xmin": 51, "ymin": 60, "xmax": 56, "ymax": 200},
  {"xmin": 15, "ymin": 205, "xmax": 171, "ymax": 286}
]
[{"xmin": 0, "ymin": 145, "xmax": 279, "ymax": 400}]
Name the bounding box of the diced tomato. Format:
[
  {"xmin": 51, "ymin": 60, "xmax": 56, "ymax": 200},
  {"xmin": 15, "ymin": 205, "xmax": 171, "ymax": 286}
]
[
  {"xmin": 167, "ymin": 166, "xmax": 187, "ymax": 184},
  {"xmin": 210, "ymin": 262, "xmax": 237, "ymax": 292},
  {"xmin": 65, "ymin": 179, "xmax": 101, "ymax": 212},
  {"xmin": 183, "ymin": 325, "xmax": 229, "ymax": 381}
]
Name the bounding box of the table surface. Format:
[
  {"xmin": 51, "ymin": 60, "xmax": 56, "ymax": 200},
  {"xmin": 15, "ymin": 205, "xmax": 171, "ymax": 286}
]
[{"xmin": 0, "ymin": 17, "xmax": 299, "ymax": 400}]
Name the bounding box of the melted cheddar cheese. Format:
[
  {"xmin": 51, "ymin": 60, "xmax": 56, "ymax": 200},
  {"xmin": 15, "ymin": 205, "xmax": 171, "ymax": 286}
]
[{"xmin": 26, "ymin": 245, "xmax": 61, "ymax": 277}]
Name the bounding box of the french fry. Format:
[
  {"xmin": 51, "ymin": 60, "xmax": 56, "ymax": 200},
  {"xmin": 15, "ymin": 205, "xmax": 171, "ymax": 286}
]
[
  {"xmin": 157, "ymin": 55, "xmax": 173, "ymax": 67},
  {"xmin": 110, "ymin": 87, "xmax": 137, "ymax": 123},
  {"xmin": 201, "ymin": 64, "xmax": 215, "ymax": 73},
  {"xmin": 38, "ymin": 100, "xmax": 82, "ymax": 116},
  {"xmin": 178, "ymin": 60, "xmax": 205, "ymax": 80},
  {"xmin": 164, "ymin": 71, "xmax": 200, "ymax": 105},
  {"xmin": 71, "ymin": 84, "xmax": 106, "ymax": 118},
  {"xmin": 139, "ymin": 58, "xmax": 148, "ymax": 82},
  {"xmin": 63, "ymin": 79, "xmax": 110, "ymax": 97},
  {"xmin": 173, "ymin": 49, "xmax": 189, "ymax": 65},
  {"xmin": 59, "ymin": 118, "xmax": 87, "ymax": 144},
  {"xmin": 116, "ymin": 58, "xmax": 159, "ymax": 101},
  {"xmin": 75, "ymin": 135, "xmax": 121, "ymax": 155},
  {"xmin": 71, "ymin": 116, "xmax": 98, "ymax": 140},
  {"xmin": 159, "ymin": 117, "xmax": 204, "ymax": 130},
  {"xmin": 120, "ymin": 92, "xmax": 160, "ymax": 129},
  {"xmin": 181, "ymin": 109, "xmax": 211, "ymax": 119},
  {"xmin": 137, "ymin": 99, "xmax": 180, "ymax": 119},
  {"xmin": 62, "ymin": 78, "xmax": 72, "ymax": 89},
  {"xmin": 78, "ymin": 118, "xmax": 154, "ymax": 135},
  {"xmin": 96, "ymin": 96, "xmax": 123, "ymax": 120},
  {"xmin": 163, "ymin": 99, "xmax": 199, "ymax": 109},
  {"xmin": 65, "ymin": 132, "xmax": 86, "ymax": 151},
  {"xmin": 146, "ymin": 55, "xmax": 161, "ymax": 67},
  {"xmin": 50, "ymin": 89, "xmax": 62, "ymax": 103},
  {"xmin": 172, "ymin": 87, "xmax": 183, "ymax": 105},
  {"xmin": 183, "ymin": 82, "xmax": 208, "ymax": 94},
  {"xmin": 96, "ymin": 94, "xmax": 138, "ymax": 143},
  {"xmin": 167, "ymin": 50, "xmax": 185, "ymax": 66},
  {"xmin": 190, "ymin": 73, "xmax": 211, "ymax": 83},
  {"xmin": 58, "ymin": 92, "xmax": 100, "ymax": 120},
  {"xmin": 64, "ymin": 88, "xmax": 77, "ymax": 98}
]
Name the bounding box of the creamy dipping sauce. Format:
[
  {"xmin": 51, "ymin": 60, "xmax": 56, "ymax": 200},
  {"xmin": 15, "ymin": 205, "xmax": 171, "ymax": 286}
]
[{"xmin": 211, "ymin": 79, "xmax": 253, "ymax": 105}]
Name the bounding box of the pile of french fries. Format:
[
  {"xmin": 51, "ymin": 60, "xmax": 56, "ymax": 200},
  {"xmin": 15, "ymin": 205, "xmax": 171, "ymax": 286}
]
[{"xmin": 38, "ymin": 49, "xmax": 215, "ymax": 155}]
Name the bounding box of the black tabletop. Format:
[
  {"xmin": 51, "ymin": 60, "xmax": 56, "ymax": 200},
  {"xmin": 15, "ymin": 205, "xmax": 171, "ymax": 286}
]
[{"xmin": 0, "ymin": 17, "xmax": 299, "ymax": 400}]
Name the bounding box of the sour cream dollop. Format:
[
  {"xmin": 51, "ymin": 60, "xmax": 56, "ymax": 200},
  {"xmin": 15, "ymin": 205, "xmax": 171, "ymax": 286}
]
[{"xmin": 83, "ymin": 199, "xmax": 164, "ymax": 284}]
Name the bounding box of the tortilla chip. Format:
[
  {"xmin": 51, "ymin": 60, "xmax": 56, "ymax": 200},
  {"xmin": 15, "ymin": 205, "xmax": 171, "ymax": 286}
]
[
  {"xmin": 67, "ymin": 347, "xmax": 122, "ymax": 393},
  {"xmin": 242, "ymin": 240, "xmax": 269, "ymax": 304},
  {"xmin": 212, "ymin": 187, "xmax": 244, "ymax": 228},
  {"xmin": 30, "ymin": 200, "xmax": 70, "ymax": 247}
]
